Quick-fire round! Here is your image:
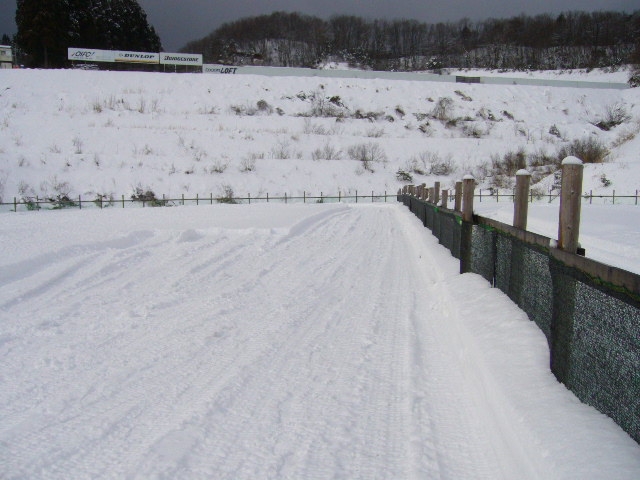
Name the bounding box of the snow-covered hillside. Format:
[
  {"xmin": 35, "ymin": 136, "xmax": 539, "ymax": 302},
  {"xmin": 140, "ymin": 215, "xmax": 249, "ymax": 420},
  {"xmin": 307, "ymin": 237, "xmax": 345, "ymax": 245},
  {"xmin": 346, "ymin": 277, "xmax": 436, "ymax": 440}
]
[{"xmin": 0, "ymin": 68, "xmax": 638, "ymax": 203}]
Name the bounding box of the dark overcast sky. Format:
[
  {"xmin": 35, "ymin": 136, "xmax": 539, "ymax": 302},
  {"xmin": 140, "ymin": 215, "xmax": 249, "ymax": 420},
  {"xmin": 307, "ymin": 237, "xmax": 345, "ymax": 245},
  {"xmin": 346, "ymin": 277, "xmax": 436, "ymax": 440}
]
[{"xmin": 1, "ymin": 0, "xmax": 638, "ymax": 51}]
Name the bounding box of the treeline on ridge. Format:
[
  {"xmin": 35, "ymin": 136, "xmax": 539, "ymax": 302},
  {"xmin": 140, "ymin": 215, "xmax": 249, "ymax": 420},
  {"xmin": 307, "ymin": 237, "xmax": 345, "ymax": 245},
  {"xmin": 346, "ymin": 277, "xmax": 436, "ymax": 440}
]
[{"xmin": 181, "ymin": 10, "xmax": 640, "ymax": 71}]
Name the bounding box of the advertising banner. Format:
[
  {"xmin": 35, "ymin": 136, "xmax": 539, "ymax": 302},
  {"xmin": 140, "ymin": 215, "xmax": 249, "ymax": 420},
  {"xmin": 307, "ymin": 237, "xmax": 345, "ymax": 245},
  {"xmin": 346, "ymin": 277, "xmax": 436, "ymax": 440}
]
[
  {"xmin": 68, "ymin": 48, "xmax": 114, "ymax": 63},
  {"xmin": 113, "ymin": 50, "xmax": 159, "ymax": 64},
  {"xmin": 203, "ymin": 64, "xmax": 239, "ymax": 74},
  {"xmin": 160, "ymin": 53, "xmax": 203, "ymax": 66}
]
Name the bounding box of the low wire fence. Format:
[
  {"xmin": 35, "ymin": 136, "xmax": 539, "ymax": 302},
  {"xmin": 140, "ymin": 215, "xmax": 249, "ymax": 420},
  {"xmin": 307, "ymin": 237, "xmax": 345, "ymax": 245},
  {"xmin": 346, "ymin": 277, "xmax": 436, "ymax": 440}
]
[
  {"xmin": 0, "ymin": 191, "xmax": 394, "ymax": 213},
  {"xmin": 399, "ymin": 192, "xmax": 640, "ymax": 445},
  {"xmin": 2, "ymin": 188, "xmax": 638, "ymax": 213},
  {"xmin": 475, "ymin": 188, "xmax": 639, "ymax": 205}
]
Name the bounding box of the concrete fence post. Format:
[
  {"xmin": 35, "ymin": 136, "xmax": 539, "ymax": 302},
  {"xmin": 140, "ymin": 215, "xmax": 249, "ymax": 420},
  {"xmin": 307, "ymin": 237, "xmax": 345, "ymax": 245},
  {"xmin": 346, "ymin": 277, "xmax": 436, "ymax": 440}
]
[
  {"xmin": 558, "ymin": 157, "xmax": 584, "ymax": 254},
  {"xmin": 514, "ymin": 169, "xmax": 531, "ymax": 230}
]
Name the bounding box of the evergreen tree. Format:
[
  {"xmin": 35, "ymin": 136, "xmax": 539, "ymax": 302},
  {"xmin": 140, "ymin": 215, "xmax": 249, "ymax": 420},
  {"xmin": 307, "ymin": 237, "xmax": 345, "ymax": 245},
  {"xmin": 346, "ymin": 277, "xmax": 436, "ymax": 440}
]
[
  {"xmin": 92, "ymin": 0, "xmax": 161, "ymax": 51},
  {"xmin": 16, "ymin": 0, "xmax": 161, "ymax": 68},
  {"xmin": 16, "ymin": 0, "xmax": 71, "ymax": 67}
]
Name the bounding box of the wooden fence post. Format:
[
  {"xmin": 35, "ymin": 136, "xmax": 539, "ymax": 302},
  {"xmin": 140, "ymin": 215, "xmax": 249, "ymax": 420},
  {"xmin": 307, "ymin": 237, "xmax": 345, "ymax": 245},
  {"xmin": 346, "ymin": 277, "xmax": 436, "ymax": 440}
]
[
  {"xmin": 558, "ymin": 157, "xmax": 584, "ymax": 254},
  {"xmin": 454, "ymin": 181, "xmax": 463, "ymax": 212},
  {"xmin": 509, "ymin": 173, "xmax": 530, "ymax": 312},
  {"xmin": 462, "ymin": 175, "xmax": 475, "ymax": 222},
  {"xmin": 442, "ymin": 189, "xmax": 448, "ymax": 209},
  {"xmin": 434, "ymin": 181, "xmax": 440, "ymax": 205},
  {"xmin": 514, "ymin": 169, "xmax": 531, "ymax": 230},
  {"xmin": 460, "ymin": 175, "xmax": 475, "ymax": 274}
]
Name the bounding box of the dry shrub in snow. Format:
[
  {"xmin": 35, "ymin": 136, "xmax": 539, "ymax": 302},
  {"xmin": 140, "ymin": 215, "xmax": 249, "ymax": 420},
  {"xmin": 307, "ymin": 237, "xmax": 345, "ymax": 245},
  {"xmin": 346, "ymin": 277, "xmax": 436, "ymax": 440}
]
[
  {"xmin": 594, "ymin": 103, "xmax": 631, "ymax": 131},
  {"xmin": 256, "ymin": 100, "xmax": 273, "ymax": 114},
  {"xmin": 218, "ymin": 185, "xmax": 237, "ymax": 203},
  {"xmin": 348, "ymin": 142, "xmax": 387, "ymax": 172},
  {"xmin": 312, "ymin": 143, "xmax": 343, "ymax": 161},
  {"xmin": 557, "ymin": 137, "xmax": 609, "ymax": 164},
  {"xmin": 239, "ymin": 157, "xmax": 257, "ymax": 172},
  {"xmin": 431, "ymin": 97, "xmax": 454, "ymax": 121},
  {"xmin": 308, "ymin": 90, "xmax": 345, "ymax": 118},
  {"xmin": 208, "ymin": 160, "xmax": 228, "ymax": 174},
  {"xmin": 408, "ymin": 152, "xmax": 456, "ymax": 176},
  {"xmin": 492, "ymin": 148, "xmax": 527, "ymax": 177},
  {"xmin": 366, "ymin": 127, "xmax": 385, "ymax": 138},
  {"xmin": 303, "ymin": 119, "xmax": 328, "ymax": 135}
]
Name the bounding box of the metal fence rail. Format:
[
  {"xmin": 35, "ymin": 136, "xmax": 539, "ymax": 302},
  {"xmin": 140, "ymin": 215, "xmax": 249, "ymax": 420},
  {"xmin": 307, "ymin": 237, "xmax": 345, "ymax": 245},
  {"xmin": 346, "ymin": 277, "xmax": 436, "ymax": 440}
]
[
  {"xmin": 475, "ymin": 188, "xmax": 639, "ymax": 205},
  {"xmin": 3, "ymin": 188, "xmax": 638, "ymax": 213},
  {"xmin": 0, "ymin": 191, "xmax": 394, "ymax": 213}
]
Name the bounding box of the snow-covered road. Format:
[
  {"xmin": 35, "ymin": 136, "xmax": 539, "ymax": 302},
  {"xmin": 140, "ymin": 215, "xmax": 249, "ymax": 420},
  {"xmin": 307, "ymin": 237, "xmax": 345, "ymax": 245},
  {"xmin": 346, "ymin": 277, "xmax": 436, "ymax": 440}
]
[{"xmin": 1, "ymin": 204, "xmax": 639, "ymax": 479}]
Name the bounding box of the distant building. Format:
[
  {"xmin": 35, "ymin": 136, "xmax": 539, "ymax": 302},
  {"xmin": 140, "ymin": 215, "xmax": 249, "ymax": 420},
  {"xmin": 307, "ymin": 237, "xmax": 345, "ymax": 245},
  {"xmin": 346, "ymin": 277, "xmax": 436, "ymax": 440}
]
[{"xmin": 0, "ymin": 45, "xmax": 12, "ymax": 68}]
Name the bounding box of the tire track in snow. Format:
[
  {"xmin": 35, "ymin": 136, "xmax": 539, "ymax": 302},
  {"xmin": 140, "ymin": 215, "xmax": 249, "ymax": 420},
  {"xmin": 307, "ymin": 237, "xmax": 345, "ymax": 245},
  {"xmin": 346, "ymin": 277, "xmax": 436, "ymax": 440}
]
[
  {"xmin": 131, "ymin": 205, "xmax": 426, "ymax": 479},
  {"xmin": 3, "ymin": 204, "xmax": 609, "ymax": 479},
  {"xmin": 0, "ymin": 227, "xmax": 276, "ymax": 477}
]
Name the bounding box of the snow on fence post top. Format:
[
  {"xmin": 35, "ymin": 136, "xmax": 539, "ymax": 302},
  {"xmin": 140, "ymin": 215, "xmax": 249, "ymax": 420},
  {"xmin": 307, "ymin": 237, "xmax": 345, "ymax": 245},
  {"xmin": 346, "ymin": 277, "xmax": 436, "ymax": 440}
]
[
  {"xmin": 562, "ymin": 156, "xmax": 583, "ymax": 166},
  {"xmin": 558, "ymin": 158, "xmax": 584, "ymax": 253}
]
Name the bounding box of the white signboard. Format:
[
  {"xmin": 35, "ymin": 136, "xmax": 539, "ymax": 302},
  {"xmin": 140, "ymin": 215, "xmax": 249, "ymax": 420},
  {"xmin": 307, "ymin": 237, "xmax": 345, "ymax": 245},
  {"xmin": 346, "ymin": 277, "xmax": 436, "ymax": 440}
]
[
  {"xmin": 203, "ymin": 64, "xmax": 239, "ymax": 74},
  {"xmin": 160, "ymin": 52, "xmax": 203, "ymax": 66},
  {"xmin": 68, "ymin": 48, "xmax": 114, "ymax": 63},
  {"xmin": 0, "ymin": 45, "xmax": 12, "ymax": 63},
  {"xmin": 113, "ymin": 50, "xmax": 159, "ymax": 64}
]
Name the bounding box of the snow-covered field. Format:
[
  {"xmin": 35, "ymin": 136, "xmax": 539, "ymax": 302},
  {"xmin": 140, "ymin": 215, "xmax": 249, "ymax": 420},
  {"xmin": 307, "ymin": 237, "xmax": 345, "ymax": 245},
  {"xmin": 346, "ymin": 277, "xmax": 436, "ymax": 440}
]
[
  {"xmin": 1, "ymin": 204, "xmax": 639, "ymax": 478},
  {"xmin": 1, "ymin": 68, "xmax": 640, "ymax": 478},
  {"xmin": 0, "ymin": 67, "xmax": 638, "ymax": 202}
]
